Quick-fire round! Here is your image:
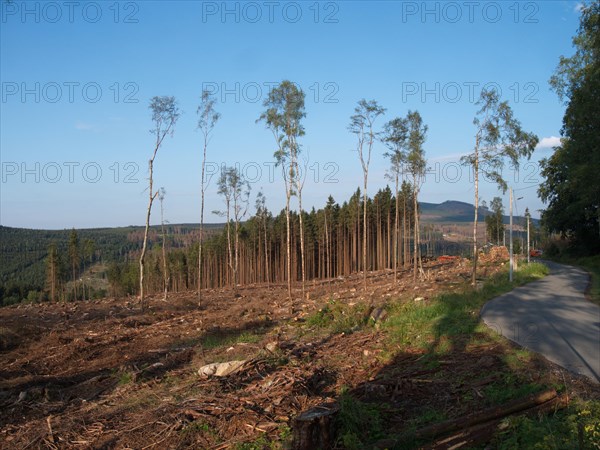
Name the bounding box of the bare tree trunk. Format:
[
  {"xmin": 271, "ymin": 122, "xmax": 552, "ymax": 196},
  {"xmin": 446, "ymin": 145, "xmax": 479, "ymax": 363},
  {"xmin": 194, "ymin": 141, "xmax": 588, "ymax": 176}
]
[
  {"xmin": 286, "ymin": 186, "xmax": 292, "ymax": 301},
  {"xmin": 49, "ymin": 250, "xmax": 56, "ymax": 302},
  {"xmin": 413, "ymin": 175, "xmax": 418, "ymax": 283},
  {"xmin": 198, "ymin": 143, "xmax": 207, "ymax": 298},
  {"xmin": 298, "ymin": 195, "xmax": 306, "ymax": 298},
  {"xmin": 417, "ymin": 202, "xmax": 424, "ymax": 275},
  {"xmin": 234, "ymin": 215, "xmax": 239, "ymax": 294},
  {"xmin": 394, "ymin": 174, "xmax": 399, "ymax": 281},
  {"xmin": 160, "ymin": 195, "xmax": 168, "ymax": 301},
  {"xmin": 472, "ymin": 144, "xmax": 479, "ymax": 285},
  {"xmin": 403, "ymin": 188, "xmax": 408, "ymax": 267},
  {"xmin": 325, "ymin": 212, "xmax": 330, "ymax": 280},
  {"xmin": 363, "ymin": 172, "xmax": 368, "ymax": 291},
  {"xmin": 82, "ymin": 258, "xmax": 86, "ymax": 301},
  {"xmin": 264, "ymin": 216, "xmax": 270, "ymax": 287},
  {"xmin": 295, "ymin": 157, "xmax": 306, "ymax": 299},
  {"xmin": 51, "ymin": 262, "xmax": 55, "ymax": 302},
  {"xmin": 356, "ymin": 199, "xmax": 360, "ymax": 273},
  {"xmin": 140, "ymin": 157, "xmax": 157, "ymax": 310},
  {"xmin": 226, "ymin": 207, "xmax": 233, "ymax": 291},
  {"xmin": 387, "ymin": 204, "xmax": 391, "ymax": 270}
]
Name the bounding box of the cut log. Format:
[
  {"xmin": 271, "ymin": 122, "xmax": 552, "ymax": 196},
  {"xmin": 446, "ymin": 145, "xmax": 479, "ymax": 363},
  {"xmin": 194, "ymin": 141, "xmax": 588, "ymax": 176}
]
[
  {"xmin": 424, "ymin": 394, "xmax": 570, "ymax": 449},
  {"xmin": 292, "ymin": 403, "xmax": 339, "ymax": 450},
  {"xmin": 415, "ymin": 389, "xmax": 557, "ymax": 440},
  {"xmin": 426, "ymin": 419, "xmax": 504, "ymax": 449}
]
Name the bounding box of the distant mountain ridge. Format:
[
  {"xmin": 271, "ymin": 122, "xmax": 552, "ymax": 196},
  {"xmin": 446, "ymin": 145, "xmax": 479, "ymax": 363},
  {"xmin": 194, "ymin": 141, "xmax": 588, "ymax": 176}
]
[
  {"xmin": 420, "ymin": 200, "xmax": 536, "ymax": 225},
  {"xmin": 0, "ymin": 200, "xmax": 533, "ymax": 233}
]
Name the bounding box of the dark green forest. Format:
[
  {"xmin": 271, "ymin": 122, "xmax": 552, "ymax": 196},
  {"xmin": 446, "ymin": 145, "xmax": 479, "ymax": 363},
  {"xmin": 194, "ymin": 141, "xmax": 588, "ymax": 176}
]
[
  {"xmin": 0, "ymin": 223, "xmax": 222, "ymax": 305},
  {"xmin": 1, "ymin": 195, "xmax": 533, "ymax": 306}
]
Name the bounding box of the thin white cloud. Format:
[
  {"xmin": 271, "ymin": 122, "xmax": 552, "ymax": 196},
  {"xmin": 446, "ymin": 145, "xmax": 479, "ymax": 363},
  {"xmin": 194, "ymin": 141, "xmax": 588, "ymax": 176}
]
[
  {"xmin": 537, "ymin": 136, "xmax": 562, "ymax": 149},
  {"xmin": 75, "ymin": 121, "xmax": 97, "ymax": 131}
]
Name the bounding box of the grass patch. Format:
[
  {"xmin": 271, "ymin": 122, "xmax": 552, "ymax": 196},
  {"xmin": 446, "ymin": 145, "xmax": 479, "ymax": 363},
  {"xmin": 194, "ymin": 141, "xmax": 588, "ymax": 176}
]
[
  {"xmin": 546, "ymin": 254, "xmax": 600, "ymax": 306},
  {"xmin": 117, "ymin": 370, "xmax": 134, "ymax": 385},
  {"xmin": 412, "ymin": 406, "xmax": 448, "ymax": 427},
  {"xmin": 305, "ymin": 300, "xmax": 370, "ymax": 334},
  {"xmin": 572, "ymin": 255, "xmax": 600, "ymax": 306},
  {"xmin": 200, "ymin": 330, "xmax": 263, "ymax": 350},
  {"xmin": 233, "ymin": 435, "xmax": 270, "ymax": 450},
  {"xmin": 336, "ymin": 389, "xmax": 383, "ymax": 449},
  {"xmin": 180, "ymin": 421, "xmax": 211, "ymax": 434},
  {"xmin": 502, "ymin": 348, "xmax": 534, "ymax": 371},
  {"xmin": 482, "ymin": 379, "xmax": 544, "ymax": 406},
  {"xmin": 232, "ymin": 425, "xmax": 291, "ymax": 450},
  {"xmin": 491, "ymin": 400, "xmax": 600, "ymax": 449},
  {"xmin": 579, "ymin": 255, "xmax": 600, "ymax": 305}
]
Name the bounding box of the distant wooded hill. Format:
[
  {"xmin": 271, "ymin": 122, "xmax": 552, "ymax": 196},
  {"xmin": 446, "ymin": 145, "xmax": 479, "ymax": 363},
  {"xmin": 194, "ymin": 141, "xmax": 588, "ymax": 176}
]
[
  {"xmin": 0, "ymin": 224, "xmax": 222, "ymax": 305},
  {"xmin": 420, "ymin": 200, "xmax": 538, "ymax": 225}
]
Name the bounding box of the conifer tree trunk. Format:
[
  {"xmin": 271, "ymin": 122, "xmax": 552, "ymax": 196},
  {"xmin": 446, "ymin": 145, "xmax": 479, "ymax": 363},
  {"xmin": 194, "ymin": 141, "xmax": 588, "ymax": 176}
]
[
  {"xmin": 264, "ymin": 217, "xmax": 270, "ymax": 287},
  {"xmin": 394, "ymin": 175, "xmax": 400, "ymax": 281},
  {"xmin": 295, "ymin": 157, "xmax": 306, "ymax": 298},
  {"xmin": 413, "ymin": 176, "xmax": 419, "ymax": 283},
  {"xmin": 159, "ymin": 190, "xmax": 168, "ymax": 301}
]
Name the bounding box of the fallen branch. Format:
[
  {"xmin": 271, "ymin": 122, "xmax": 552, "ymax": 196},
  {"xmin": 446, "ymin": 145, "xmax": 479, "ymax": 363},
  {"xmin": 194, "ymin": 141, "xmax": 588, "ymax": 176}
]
[
  {"xmin": 425, "ymin": 394, "xmax": 570, "ymax": 449},
  {"xmin": 46, "ymin": 415, "xmax": 54, "ymax": 444},
  {"xmin": 415, "ymin": 389, "xmax": 557, "ymax": 440}
]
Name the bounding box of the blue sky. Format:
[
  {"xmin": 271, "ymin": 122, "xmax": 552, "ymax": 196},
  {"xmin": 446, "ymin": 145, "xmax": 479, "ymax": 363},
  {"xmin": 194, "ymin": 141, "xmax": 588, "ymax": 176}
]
[{"xmin": 0, "ymin": 0, "xmax": 582, "ymax": 229}]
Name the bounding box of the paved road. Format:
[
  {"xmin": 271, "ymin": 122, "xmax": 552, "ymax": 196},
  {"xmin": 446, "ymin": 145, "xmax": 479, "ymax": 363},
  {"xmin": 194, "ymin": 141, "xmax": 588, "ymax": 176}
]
[{"xmin": 481, "ymin": 261, "xmax": 600, "ymax": 383}]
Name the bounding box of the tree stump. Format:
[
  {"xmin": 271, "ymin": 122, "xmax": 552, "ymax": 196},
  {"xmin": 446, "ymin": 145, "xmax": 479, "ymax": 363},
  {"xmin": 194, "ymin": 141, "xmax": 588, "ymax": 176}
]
[{"xmin": 292, "ymin": 403, "xmax": 339, "ymax": 450}]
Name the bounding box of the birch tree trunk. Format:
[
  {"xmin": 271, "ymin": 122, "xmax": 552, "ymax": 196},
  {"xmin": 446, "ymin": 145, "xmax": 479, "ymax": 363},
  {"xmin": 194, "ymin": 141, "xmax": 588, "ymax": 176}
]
[
  {"xmin": 140, "ymin": 156, "xmax": 157, "ymax": 310},
  {"xmin": 472, "ymin": 140, "xmax": 479, "ymax": 285}
]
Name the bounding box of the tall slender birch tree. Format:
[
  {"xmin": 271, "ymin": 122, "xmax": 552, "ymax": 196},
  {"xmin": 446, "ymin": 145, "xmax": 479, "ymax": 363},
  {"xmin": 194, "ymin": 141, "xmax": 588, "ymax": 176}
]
[
  {"xmin": 383, "ymin": 117, "xmax": 409, "ymax": 282},
  {"xmin": 349, "ymin": 99, "xmax": 385, "ymax": 291},
  {"xmin": 140, "ymin": 96, "xmax": 180, "ymax": 309},
  {"xmin": 461, "ymin": 89, "xmax": 538, "ymax": 284},
  {"xmin": 215, "ymin": 166, "xmax": 250, "ymax": 295},
  {"xmin": 405, "ymin": 111, "xmax": 428, "ymax": 283},
  {"xmin": 257, "ymin": 80, "xmax": 305, "ymax": 301},
  {"xmin": 197, "ymin": 90, "xmax": 220, "ymax": 297}
]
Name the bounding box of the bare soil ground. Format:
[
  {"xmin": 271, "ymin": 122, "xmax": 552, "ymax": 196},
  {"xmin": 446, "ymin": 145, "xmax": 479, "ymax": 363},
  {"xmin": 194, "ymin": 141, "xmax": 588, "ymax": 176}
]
[{"xmin": 1, "ymin": 259, "xmax": 598, "ymax": 449}]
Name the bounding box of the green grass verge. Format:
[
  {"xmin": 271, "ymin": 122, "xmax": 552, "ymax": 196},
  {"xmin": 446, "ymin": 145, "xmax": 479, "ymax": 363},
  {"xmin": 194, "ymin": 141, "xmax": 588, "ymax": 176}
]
[
  {"xmin": 383, "ymin": 262, "xmax": 549, "ymax": 353},
  {"xmin": 574, "ymin": 255, "xmax": 600, "ymax": 306},
  {"xmin": 492, "ymin": 399, "xmax": 600, "ymax": 449}
]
